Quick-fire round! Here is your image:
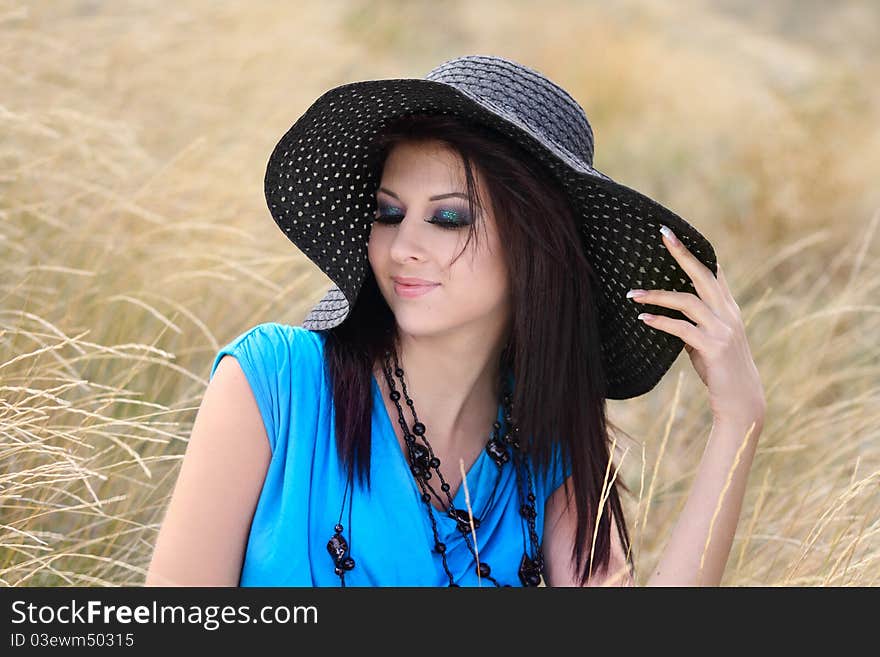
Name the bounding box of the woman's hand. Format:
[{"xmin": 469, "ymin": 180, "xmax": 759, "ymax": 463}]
[{"xmin": 626, "ymin": 225, "xmax": 766, "ymax": 429}]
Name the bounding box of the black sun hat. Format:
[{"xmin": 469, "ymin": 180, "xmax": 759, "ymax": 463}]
[{"xmin": 263, "ymin": 54, "xmax": 718, "ymax": 400}]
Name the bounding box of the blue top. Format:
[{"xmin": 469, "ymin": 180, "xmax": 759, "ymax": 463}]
[{"xmin": 209, "ymin": 322, "xmax": 571, "ymax": 586}]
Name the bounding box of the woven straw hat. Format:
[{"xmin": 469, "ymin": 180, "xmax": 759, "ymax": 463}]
[{"xmin": 263, "ymin": 54, "xmax": 717, "ymax": 399}]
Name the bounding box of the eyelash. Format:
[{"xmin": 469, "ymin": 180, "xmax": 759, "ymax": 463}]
[{"xmin": 372, "ymin": 204, "xmax": 469, "ymax": 230}]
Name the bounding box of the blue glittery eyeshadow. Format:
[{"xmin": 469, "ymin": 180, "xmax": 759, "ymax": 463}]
[{"xmin": 374, "ymin": 202, "xmax": 470, "ymax": 226}]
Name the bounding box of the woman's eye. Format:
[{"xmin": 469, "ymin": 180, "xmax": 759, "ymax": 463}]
[
  {"xmin": 373, "ymin": 204, "xmax": 470, "ymax": 230},
  {"xmin": 433, "ymin": 208, "xmax": 469, "ymax": 229},
  {"xmin": 373, "ymin": 205, "xmax": 404, "ymax": 223}
]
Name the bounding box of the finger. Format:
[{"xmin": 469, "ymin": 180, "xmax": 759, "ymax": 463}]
[
  {"xmin": 714, "ymin": 262, "xmax": 743, "ymax": 312},
  {"xmin": 659, "ymin": 225, "xmax": 726, "ymax": 312},
  {"xmin": 715, "ymin": 261, "xmax": 728, "ymax": 287},
  {"xmin": 637, "ymin": 312, "xmax": 709, "ymax": 351},
  {"xmin": 628, "ymin": 289, "xmax": 723, "ymax": 328}
]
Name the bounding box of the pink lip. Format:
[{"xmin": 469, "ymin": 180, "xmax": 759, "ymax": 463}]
[
  {"xmin": 393, "ymin": 281, "xmax": 439, "ymax": 298},
  {"xmin": 392, "ymin": 276, "xmax": 437, "ymax": 286}
]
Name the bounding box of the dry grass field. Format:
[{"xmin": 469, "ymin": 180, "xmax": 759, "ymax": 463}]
[{"xmin": 1, "ymin": 0, "xmax": 878, "ymax": 586}]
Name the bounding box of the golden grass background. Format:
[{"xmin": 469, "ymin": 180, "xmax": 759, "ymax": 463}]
[{"xmin": 2, "ymin": 0, "xmax": 878, "ymax": 586}]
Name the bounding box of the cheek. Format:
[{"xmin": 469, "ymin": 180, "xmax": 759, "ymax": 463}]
[
  {"xmin": 449, "ymin": 251, "xmax": 509, "ymax": 299},
  {"xmin": 478, "ymin": 234, "xmax": 509, "ymax": 282},
  {"xmin": 367, "ymin": 230, "xmax": 385, "ymax": 266}
]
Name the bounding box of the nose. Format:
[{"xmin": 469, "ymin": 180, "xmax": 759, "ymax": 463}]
[{"xmin": 387, "ymin": 209, "xmax": 431, "ymax": 263}]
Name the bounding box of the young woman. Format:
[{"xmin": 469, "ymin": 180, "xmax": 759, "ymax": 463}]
[{"xmin": 146, "ymin": 55, "xmax": 766, "ymax": 587}]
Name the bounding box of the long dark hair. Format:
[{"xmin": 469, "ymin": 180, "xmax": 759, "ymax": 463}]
[{"xmin": 320, "ymin": 113, "xmax": 633, "ymax": 586}]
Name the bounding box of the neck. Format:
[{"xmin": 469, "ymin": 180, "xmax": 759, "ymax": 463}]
[{"xmin": 375, "ymin": 325, "xmax": 510, "ymax": 454}]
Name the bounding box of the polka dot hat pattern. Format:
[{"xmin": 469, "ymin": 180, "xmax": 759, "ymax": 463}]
[{"xmin": 263, "ymin": 54, "xmax": 717, "ymax": 400}]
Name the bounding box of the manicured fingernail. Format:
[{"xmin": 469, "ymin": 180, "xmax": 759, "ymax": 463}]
[
  {"xmin": 660, "ymin": 225, "xmax": 679, "ymax": 245},
  {"xmin": 626, "ymin": 289, "xmax": 647, "ymax": 299},
  {"xmin": 638, "ymin": 313, "xmax": 654, "ymax": 321}
]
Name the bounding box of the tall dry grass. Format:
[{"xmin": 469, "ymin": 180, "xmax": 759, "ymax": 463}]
[{"xmin": 1, "ymin": 0, "xmax": 878, "ymax": 586}]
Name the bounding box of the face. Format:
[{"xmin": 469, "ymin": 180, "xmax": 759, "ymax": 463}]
[{"xmin": 367, "ymin": 139, "xmax": 511, "ymax": 342}]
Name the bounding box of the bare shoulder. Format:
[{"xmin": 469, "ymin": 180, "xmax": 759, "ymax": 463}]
[
  {"xmin": 542, "ymin": 475, "xmax": 635, "ymax": 587},
  {"xmin": 145, "ymin": 354, "xmax": 272, "ymax": 586}
]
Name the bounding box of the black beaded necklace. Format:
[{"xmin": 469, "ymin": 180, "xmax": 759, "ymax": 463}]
[{"xmin": 327, "ymin": 346, "xmax": 544, "ymax": 587}]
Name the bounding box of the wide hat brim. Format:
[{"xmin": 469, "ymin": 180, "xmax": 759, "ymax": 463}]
[{"xmin": 264, "ymin": 76, "xmax": 717, "ymax": 400}]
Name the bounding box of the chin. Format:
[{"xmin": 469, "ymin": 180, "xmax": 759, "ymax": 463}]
[{"xmin": 390, "ymin": 311, "xmax": 455, "ymax": 339}]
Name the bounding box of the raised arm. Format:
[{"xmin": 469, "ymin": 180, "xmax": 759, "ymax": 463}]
[
  {"xmin": 544, "ymin": 224, "xmax": 766, "ymax": 586},
  {"xmin": 145, "ymin": 355, "xmax": 272, "ymax": 586}
]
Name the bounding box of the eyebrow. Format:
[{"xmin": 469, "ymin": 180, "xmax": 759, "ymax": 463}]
[{"xmin": 378, "ymin": 187, "xmax": 469, "ymax": 202}]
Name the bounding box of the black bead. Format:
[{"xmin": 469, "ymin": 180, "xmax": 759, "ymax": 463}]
[
  {"xmin": 421, "ymin": 492, "xmax": 431, "ymax": 503},
  {"xmin": 429, "ymin": 457, "xmax": 440, "ymax": 468},
  {"xmin": 518, "ymin": 553, "xmax": 542, "ymax": 587},
  {"xmin": 493, "ymin": 420, "xmax": 501, "ymax": 430},
  {"xmin": 412, "ymin": 422, "xmax": 425, "ymax": 436},
  {"xmin": 451, "ymin": 508, "xmax": 480, "ymax": 533},
  {"xmin": 520, "ymin": 504, "xmax": 537, "ymax": 520},
  {"xmin": 486, "ymin": 437, "xmax": 510, "ymax": 467},
  {"xmin": 334, "ymin": 566, "xmax": 344, "ymax": 576},
  {"xmin": 477, "ymin": 562, "xmax": 491, "ymax": 577},
  {"xmin": 395, "ymin": 367, "xmax": 404, "ymax": 377},
  {"xmin": 413, "ymin": 443, "xmax": 431, "ymax": 467},
  {"xmin": 411, "ymin": 443, "xmax": 429, "ymax": 467},
  {"xmin": 435, "ymin": 542, "xmax": 446, "ymax": 554},
  {"xmin": 342, "ymin": 557, "xmax": 355, "ymax": 571},
  {"xmin": 406, "ymin": 399, "xmax": 414, "ymax": 406},
  {"xmin": 527, "ymin": 493, "xmax": 535, "ymax": 502},
  {"xmin": 390, "ymin": 390, "xmax": 400, "ymax": 401},
  {"xmin": 327, "ymin": 534, "xmax": 349, "ymax": 562},
  {"xmin": 440, "ymin": 482, "xmax": 450, "ymax": 492},
  {"xmin": 411, "ymin": 465, "xmax": 423, "ymax": 477},
  {"xmin": 334, "ymin": 524, "xmax": 343, "ymax": 533}
]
